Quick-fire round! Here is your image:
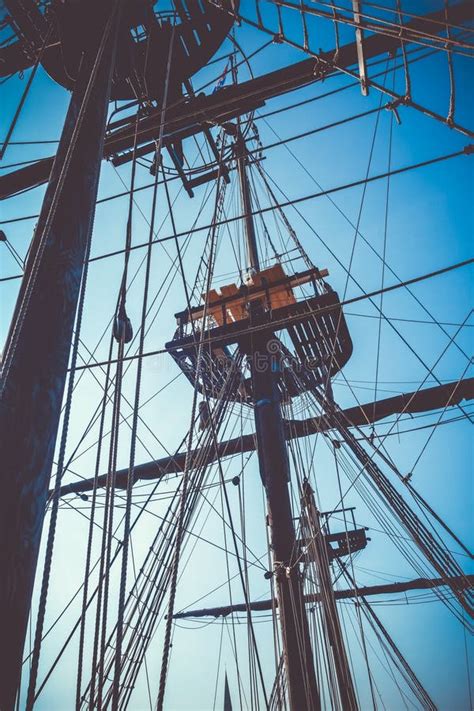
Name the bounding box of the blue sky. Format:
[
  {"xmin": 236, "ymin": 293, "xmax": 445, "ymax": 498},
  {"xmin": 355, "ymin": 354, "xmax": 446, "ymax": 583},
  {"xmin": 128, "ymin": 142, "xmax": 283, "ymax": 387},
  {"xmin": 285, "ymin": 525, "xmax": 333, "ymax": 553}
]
[{"xmin": 1, "ymin": 1, "xmax": 473, "ymax": 709}]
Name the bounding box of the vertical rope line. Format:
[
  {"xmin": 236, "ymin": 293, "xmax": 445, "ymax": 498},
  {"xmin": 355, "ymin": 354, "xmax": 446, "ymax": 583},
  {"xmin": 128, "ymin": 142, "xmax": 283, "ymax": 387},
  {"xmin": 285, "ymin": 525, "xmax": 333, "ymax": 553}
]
[
  {"xmin": 373, "ymin": 74, "xmax": 394, "ymax": 420},
  {"xmin": 237, "ymin": 475, "xmax": 250, "ymax": 711},
  {"xmin": 25, "ymin": 112, "xmax": 95, "ymax": 711},
  {"xmin": 110, "ymin": 145, "xmax": 157, "ymax": 709},
  {"xmin": 299, "ymin": 0, "xmax": 309, "ymax": 51},
  {"xmin": 218, "ymin": 475, "xmax": 238, "ymax": 702},
  {"xmin": 95, "ymin": 49, "xmax": 145, "ymax": 707},
  {"xmin": 200, "ymin": 357, "xmax": 271, "ymax": 709},
  {"xmin": 342, "ymin": 62, "xmax": 389, "ymax": 304},
  {"xmin": 156, "ymin": 142, "xmax": 227, "ymax": 711},
  {"xmin": 89, "ymin": 341, "xmax": 120, "ymax": 710},
  {"xmin": 129, "ymin": 539, "xmax": 154, "ymax": 711},
  {"xmin": 24, "ymin": 8, "xmax": 122, "ymax": 701},
  {"xmin": 276, "ymin": 3, "xmax": 284, "ymax": 38},
  {"xmin": 76, "ymin": 336, "xmax": 114, "ymax": 709},
  {"xmin": 111, "ymin": 21, "xmax": 176, "ymax": 710},
  {"xmin": 332, "ymin": 449, "xmax": 366, "ymax": 708},
  {"xmin": 212, "ymin": 619, "xmax": 225, "ymax": 709},
  {"xmin": 330, "ymin": 0, "xmax": 340, "ymax": 60},
  {"xmin": 97, "ymin": 337, "xmax": 126, "ymax": 708},
  {"xmin": 95, "ymin": 135, "xmax": 141, "ymax": 708},
  {"xmin": 117, "ymin": 109, "xmax": 141, "ymax": 312}
]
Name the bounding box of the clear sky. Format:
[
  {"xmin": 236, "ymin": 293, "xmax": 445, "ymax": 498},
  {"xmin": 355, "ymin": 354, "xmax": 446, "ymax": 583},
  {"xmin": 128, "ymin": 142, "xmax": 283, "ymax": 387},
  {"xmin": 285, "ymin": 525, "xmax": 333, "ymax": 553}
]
[{"xmin": 1, "ymin": 1, "xmax": 473, "ymax": 709}]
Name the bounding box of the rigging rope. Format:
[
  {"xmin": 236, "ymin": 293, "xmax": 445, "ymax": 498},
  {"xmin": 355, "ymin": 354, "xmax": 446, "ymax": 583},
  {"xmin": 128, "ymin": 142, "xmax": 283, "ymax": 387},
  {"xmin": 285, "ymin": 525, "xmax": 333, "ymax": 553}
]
[
  {"xmin": 112, "ymin": 23, "xmax": 176, "ymax": 710},
  {"xmin": 260, "ymin": 0, "xmax": 474, "ymax": 53},
  {"xmin": 373, "ymin": 68, "xmax": 395, "ymax": 422},
  {"xmin": 0, "ymin": 21, "xmax": 53, "ymax": 161},
  {"xmin": 77, "ymin": 335, "xmax": 115, "ymax": 709},
  {"xmin": 24, "ymin": 7, "xmax": 123, "ymax": 705},
  {"xmin": 156, "ymin": 145, "xmax": 229, "ymax": 711}
]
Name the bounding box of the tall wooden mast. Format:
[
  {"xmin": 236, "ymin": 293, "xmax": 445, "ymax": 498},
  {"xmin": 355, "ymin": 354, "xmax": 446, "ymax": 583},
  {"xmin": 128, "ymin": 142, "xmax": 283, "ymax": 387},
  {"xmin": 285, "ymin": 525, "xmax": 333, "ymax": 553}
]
[
  {"xmin": 0, "ymin": 2, "xmax": 121, "ymax": 705},
  {"xmin": 234, "ymin": 129, "xmax": 321, "ymax": 711}
]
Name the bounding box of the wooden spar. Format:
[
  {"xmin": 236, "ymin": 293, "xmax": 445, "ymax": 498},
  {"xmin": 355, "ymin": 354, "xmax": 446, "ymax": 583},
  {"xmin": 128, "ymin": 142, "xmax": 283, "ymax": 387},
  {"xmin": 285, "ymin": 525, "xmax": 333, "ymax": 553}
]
[
  {"xmin": 96, "ymin": 0, "xmax": 474, "ymax": 160},
  {"xmin": 352, "ymin": 0, "xmax": 369, "ymax": 96},
  {"xmin": 0, "ymin": 3, "xmax": 120, "ymax": 706},
  {"xmin": 173, "ymin": 575, "xmax": 474, "ymax": 619},
  {"xmin": 54, "ymin": 377, "xmax": 474, "ymax": 497},
  {"xmin": 1, "ymin": 1, "xmax": 472, "ymax": 199},
  {"xmin": 236, "ymin": 130, "xmax": 321, "ymax": 711},
  {"xmin": 235, "ymin": 131, "xmax": 260, "ymax": 272}
]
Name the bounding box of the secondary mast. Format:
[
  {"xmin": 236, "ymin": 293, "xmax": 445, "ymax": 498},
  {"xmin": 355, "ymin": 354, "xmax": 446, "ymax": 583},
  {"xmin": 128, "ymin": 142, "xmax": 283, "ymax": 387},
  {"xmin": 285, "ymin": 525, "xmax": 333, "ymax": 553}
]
[{"xmin": 233, "ymin": 125, "xmax": 321, "ymax": 711}]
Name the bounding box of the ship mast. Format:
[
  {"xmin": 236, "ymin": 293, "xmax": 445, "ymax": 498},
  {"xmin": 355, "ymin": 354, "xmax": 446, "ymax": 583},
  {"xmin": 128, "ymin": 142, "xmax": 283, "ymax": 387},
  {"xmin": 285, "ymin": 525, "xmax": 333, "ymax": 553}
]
[
  {"xmin": 233, "ymin": 127, "xmax": 321, "ymax": 711},
  {"xmin": 235, "ymin": 131, "xmax": 260, "ymax": 274},
  {"xmin": 0, "ymin": 3, "xmax": 121, "ymax": 706}
]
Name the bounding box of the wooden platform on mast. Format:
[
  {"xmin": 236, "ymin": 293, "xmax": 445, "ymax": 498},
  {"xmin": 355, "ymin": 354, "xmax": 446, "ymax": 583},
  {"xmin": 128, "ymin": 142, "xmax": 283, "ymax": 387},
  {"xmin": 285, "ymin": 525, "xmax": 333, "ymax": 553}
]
[{"xmin": 165, "ymin": 265, "xmax": 353, "ymax": 402}]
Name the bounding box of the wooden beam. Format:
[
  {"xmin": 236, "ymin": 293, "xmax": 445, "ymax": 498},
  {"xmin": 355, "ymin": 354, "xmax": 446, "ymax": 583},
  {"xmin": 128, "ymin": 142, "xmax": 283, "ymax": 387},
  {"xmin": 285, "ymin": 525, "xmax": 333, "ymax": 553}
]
[
  {"xmin": 0, "ymin": 4, "xmax": 120, "ymax": 706},
  {"xmin": 55, "ymin": 377, "xmax": 474, "ymax": 498},
  {"xmin": 173, "ymin": 574, "xmax": 474, "ymax": 619},
  {"xmin": 352, "ymin": 0, "xmax": 369, "ymax": 95},
  {"xmin": 1, "ymin": 1, "xmax": 471, "ymax": 200}
]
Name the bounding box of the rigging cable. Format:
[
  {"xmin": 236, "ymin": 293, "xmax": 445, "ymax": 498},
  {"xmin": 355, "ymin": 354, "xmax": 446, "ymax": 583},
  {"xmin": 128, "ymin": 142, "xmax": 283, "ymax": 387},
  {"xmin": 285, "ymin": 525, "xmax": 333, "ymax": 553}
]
[
  {"xmin": 339, "ymin": 563, "xmax": 437, "ymax": 710},
  {"xmin": 261, "ymin": 0, "xmax": 474, "ymax": 53},
  {"xmin": 77, "ymin": 334, "xmax": 115, "ymax": 709},
  {"xmin": 373, "ymin": 65, "xmax": 395, "ymax": 423},
  {"xmin": 256, "ymin": 160, "xmax": 473, "ymax": 424},
  {"xmin": 156, "ymin": 142, "xmax": 227, "ymax": 711},
  {"xmin": 225, "ymin": 2, "xmax": 474, "ymax": 135},
  {"xmin": 287, "ymin": 369, "xmax": 474, "ymax": 622},
  {"xmin": 0, "ymin": 20, "xmax": 53, "ymax": 161},
  {"xmin": 95, "ymin": 107, "xmax": 141, "ymax": 708},
  {"xmin": 61, "ymin": 256, "xmax": 474, "ymax": 374},
  {"xmin": 395, "ymin": 0, "xmax": 412, "ymax": 100},
  {"xmin": 2, "ymin": 143, "xmax": 472, "ymax": 236},
  {"xmin": 23, "ymin": 6, "xmax": 123, "ymax": 706},
  {"xmin": 0, "ymin": 33, "xmax": 447, "ymax": 154},
  {"xmin": 257, "ymin": 122, "xmax": 472, "ymax": 367},
  {"xmin": 445, "ymin": 0, "xmax": 456, "ymax": 126},
  {"xmin": 111, "ymin": 23, "xmax": 176, "ymax": 710}
]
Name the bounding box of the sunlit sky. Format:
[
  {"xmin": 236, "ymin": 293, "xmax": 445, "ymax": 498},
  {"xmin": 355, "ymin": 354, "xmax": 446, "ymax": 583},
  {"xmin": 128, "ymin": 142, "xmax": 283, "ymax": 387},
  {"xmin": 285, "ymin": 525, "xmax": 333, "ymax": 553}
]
[{"xmin": 1, "ymin": 1, "xmax": 473, "ymax": 709}]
